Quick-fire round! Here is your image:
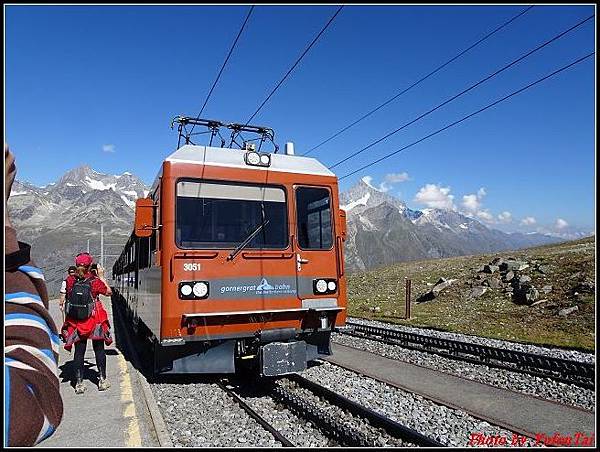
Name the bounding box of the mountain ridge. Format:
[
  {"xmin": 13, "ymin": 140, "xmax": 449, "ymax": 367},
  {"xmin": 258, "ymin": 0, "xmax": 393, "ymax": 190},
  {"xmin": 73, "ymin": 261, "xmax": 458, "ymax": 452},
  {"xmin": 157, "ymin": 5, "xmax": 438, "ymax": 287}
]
[{"xmin": 8, "ymin": 165, "xmax": 568, "ymax": 292}]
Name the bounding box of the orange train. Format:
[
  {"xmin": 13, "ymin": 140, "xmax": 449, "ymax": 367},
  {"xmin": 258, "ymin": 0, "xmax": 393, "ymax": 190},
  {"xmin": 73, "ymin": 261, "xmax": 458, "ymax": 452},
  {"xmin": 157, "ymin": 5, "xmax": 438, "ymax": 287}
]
[{"xmin": 112, "ymin": 137, "xmax": 347, "ymax": 376}]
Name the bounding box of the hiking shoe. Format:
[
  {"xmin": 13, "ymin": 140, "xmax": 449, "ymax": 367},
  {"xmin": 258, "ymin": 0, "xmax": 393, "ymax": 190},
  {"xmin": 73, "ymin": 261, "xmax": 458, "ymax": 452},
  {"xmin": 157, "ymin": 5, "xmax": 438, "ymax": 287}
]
[
  {"xmin": 75, "ymin": 381, "xmax": 86, "ymax": 394},
  {"xmin": 98, "ymin": 378, "xmax": 111, "ymax": 391}
]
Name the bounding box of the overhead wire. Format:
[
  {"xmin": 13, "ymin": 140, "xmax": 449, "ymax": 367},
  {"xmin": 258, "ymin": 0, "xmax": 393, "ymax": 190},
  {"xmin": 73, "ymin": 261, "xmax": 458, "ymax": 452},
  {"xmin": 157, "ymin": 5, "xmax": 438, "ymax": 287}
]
[
  {"xmin": 244, "ymin": 5, "xmax": 344, "ymax": 126},
  {"xmin": 328, "ymin": 13, "xmax": 594, "ymax": 170},
  {"xmin": 189, "ymin": 6, "xmax": 255, "ymax": 135},
  {"xmin": 302, "ymin": 5, "xmax": 535, "ymax": 156},
  {"xmin": 338, "ymin": 51, "xmax": 595, "ymax": 181}
]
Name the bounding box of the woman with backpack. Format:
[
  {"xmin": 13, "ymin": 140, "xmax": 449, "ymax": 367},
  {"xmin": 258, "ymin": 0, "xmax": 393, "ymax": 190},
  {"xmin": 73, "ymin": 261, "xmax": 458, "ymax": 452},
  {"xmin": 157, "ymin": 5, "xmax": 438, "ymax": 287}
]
[{"xmin": 61, "ymin": 252, "xmax": 113, "ymax": 394}]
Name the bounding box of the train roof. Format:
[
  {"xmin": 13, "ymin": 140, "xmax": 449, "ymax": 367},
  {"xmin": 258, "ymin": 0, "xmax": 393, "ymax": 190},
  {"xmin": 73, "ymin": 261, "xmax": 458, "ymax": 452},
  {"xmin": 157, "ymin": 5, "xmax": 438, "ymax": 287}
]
[
  {"xmin": 170, "ymin": 144, "xmax": 334, "ymax": 176},
  {"xmin": 149, "ymin": 145, "xmax": 336, "ymax": 195}
]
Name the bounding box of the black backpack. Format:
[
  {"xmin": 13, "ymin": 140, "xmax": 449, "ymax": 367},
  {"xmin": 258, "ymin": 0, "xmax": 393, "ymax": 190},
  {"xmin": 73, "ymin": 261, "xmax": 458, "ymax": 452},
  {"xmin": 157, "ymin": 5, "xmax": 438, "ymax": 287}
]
[{"xmin": 66, "ymin": 277, "xmax": 96, "ymax": 320}]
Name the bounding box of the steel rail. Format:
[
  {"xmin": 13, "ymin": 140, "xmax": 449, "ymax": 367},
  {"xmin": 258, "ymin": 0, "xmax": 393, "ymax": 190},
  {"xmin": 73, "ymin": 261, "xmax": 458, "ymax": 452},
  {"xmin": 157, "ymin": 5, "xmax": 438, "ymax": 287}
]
[
  {"xmin": 287, "ymin": 374, "xmax": 446, "ymax": 447},
  {"xmin": 269, "ymin": 381, "xmax": 371, "ymax": 447},
  {"xmin": 342, "ymin": 322, "xmax": 595, "ymax": 389},
  {"xmin": 217, "ymin": 381, "xmax": 295, "ymax": 447}
]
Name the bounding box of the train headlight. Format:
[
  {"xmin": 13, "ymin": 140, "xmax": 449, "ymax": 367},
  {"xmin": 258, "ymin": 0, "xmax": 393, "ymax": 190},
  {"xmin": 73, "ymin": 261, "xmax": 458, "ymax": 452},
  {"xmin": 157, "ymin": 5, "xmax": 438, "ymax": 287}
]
[
  {"xmin": 179, "ymin": 281, "xmax": 210, "ymax": 299},
  {"xmin": 193, "ymin": 282, "xmax": 209, "ymax": 298},
  {"xmin": 313, "ymin": 278, "xmax": 338, "ymax": 295},
  {"xmin": 315, "ymin": 279, "xmax": 328, "ymax": 293},
  {"xmin": 260, "ymin": 154, "xmax": 271, "ymax": 165},
  {"xmin": 180, "ymin": 284, "xmax": 192, "ymax": 297},
  {"xmin": 245, "ymin": 151, "xmax": 272, "ymax": 167},
  {"xmin": 246, "ymin": 151, "xmax": 261, "ymax": 165}
]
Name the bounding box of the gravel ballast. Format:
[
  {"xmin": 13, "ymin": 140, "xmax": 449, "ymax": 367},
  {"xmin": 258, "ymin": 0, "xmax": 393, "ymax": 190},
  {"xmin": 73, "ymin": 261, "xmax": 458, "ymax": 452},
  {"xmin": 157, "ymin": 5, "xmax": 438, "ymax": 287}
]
[
  {"xmin": 347, "ymin": 317, "xmax": 595, "ymax": 363},
  {"xmin": 152, "ymin": 381, "xmax": 281, "ymax": 447},
  {"xmin": 303, "ymin": 361, "xmax": 542, "ymax": 447},
  {"xmin": 339, "ymin": 318, "xmax": 595, "ymax": 411}
]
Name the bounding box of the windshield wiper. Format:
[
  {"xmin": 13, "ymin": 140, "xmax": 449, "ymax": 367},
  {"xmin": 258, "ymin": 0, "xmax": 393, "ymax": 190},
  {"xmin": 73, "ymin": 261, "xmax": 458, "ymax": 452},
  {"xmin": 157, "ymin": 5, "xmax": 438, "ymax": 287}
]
[{"xmin": 227, "ymin": 219, "xmax": 270, "ymax": 262}]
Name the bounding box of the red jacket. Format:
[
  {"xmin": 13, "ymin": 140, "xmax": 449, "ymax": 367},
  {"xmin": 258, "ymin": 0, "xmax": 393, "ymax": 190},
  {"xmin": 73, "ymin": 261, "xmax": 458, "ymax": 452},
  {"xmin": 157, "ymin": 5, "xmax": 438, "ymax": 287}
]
[{"xmin": 61, "ymin": 273, "xmax": 112, "ymax": 350}]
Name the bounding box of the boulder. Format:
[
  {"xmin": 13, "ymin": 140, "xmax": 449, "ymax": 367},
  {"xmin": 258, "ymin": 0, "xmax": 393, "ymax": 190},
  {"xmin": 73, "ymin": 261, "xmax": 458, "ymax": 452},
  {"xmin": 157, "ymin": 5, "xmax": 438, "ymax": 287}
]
[
  {"xmin": 487, "ymin": 277, "xmax": 502, "ymax": 289},
  {"xmin": 416, "ymin": 291, "xmax": 436, "ymax": 303},
  {"xmin": 503, "ymin": 271, "xmax": 515, "ymax": 282},
  {"xmin": 467, "ymin": 286, "xmax": 488, "ymax": 299},
  {"xmin": 513, "ymin": 284, "xmax": 539, "ymax": 305},
  {"xmin": 490, "ymin": 257, "xmax": 504, "ymax": 265},
  {"xmin": 500, "ymin": 261, "xmax": 529, "ymax": 272},
  {"xmin": 536, "ymin": 265, "xmax": 550, "ymax": 274},
  {"xmin": 572, "ymin": 281, "xmax": 595, "ymax": 294},
  {"xmin": 558, "ymin": 306, "xmax": 579, "ymax": 316},
  {"xmin": 483, "ymin": 264, "xmax": 499, "ymax": 274},
  {"xmin": 516, "ymin": 275, "xmax": 531, "ymax": 285},
  {"xmin": 542, "ymin": 285, "xmax": 553, "ymax": 294},
  {"xmin": 432, "ymin": 278, "xmax": 455, "ymax": 296}
]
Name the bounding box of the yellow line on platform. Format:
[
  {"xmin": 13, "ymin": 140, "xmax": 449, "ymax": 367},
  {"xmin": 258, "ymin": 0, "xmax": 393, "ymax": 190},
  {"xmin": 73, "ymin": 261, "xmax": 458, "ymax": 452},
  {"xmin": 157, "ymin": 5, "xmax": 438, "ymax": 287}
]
[{"xmin": 118, "ymin": 350, "xmax": 141, "ymax": 446}]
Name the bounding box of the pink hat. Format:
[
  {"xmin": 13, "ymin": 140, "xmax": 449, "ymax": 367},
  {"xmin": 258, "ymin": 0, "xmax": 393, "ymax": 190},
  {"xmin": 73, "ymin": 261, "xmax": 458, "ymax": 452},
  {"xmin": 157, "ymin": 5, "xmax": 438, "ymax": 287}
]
[{"xmin": 75, "ymin": 252, "xmax": 93, "ymax": 266}]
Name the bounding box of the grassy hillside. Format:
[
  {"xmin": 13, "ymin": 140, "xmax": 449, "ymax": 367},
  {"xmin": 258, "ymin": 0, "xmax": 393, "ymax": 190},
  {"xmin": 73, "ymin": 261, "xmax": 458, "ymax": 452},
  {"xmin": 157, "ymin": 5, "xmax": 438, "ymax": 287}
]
[{"xmin": 347, "ymin": 236, "xmax": 596, "ymax": 351}]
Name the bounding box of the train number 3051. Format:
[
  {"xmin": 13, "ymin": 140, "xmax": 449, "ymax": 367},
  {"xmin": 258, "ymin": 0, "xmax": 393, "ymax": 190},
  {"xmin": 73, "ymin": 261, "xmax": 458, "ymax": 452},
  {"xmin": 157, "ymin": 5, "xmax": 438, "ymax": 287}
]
[{"xmin": 183, "ymin": 263, "xmax": 201, "ymax": 271}]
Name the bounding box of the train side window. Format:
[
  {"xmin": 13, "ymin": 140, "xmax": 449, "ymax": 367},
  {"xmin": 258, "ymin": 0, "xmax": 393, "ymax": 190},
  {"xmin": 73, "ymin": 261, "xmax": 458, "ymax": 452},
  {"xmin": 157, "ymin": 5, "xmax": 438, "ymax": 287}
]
[{"xmin": 296, "ymin": 187, "xmax": 333, "ymax": 250}]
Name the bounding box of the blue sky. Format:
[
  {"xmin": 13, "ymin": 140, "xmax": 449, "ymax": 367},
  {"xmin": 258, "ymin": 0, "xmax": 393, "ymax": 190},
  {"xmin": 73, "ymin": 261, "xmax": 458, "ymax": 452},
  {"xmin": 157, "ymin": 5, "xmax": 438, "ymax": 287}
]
[{"xmin": 5, "ymin": 5, "xmax": 596, "ymax": 235}]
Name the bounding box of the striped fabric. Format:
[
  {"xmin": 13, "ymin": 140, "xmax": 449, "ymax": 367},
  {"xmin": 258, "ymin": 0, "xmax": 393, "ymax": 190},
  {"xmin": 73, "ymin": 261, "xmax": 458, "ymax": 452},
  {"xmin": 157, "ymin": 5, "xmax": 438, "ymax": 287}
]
[{"xmin": 4, "ymin": 226, "xmax": 63, "ymax": 446}]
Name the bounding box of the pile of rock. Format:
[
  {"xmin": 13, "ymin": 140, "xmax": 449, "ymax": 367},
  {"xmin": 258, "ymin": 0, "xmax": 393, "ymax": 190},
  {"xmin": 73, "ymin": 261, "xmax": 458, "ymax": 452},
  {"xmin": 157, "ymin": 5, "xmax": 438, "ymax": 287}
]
[
  {"xmin": 416, "ymin": 277, "xmax": 456, "ymax": 303},
  {"xmin": 470, "ymin": 257, "xmax": 543, "ymax": 305}
]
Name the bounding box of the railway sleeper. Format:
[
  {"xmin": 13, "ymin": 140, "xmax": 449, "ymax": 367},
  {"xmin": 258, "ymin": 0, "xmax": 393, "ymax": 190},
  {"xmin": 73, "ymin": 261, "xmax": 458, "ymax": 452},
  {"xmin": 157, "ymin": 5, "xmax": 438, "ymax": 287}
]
[{"xmin": 270, "ymin": 384, "xmax": 371, "ymax": 447}]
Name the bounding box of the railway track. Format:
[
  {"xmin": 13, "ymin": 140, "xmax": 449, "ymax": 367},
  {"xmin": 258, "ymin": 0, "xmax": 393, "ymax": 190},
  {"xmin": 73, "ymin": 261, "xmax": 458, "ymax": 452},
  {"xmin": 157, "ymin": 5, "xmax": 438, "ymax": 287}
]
[
  {"xmin": 218, "ymin": 381, "xmax": 295, "ymax": 447},
  {"xmin": 284, "ymin": 374, "xmax": 445, "ymax": 447},
  {"xmin": 223, "ymin": 374, "xmax": 445, "ymax": 447},
  {"xmin": 341, "ymin": 321, "xmax": 595, "ymax": 389}
]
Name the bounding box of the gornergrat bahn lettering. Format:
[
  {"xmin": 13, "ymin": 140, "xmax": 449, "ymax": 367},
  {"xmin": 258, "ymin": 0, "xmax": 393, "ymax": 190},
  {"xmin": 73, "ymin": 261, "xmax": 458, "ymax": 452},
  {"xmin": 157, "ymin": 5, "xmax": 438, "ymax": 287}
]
[{"xmin": 112, "ymin": 118, "xmax": 348, "ymax": 376}]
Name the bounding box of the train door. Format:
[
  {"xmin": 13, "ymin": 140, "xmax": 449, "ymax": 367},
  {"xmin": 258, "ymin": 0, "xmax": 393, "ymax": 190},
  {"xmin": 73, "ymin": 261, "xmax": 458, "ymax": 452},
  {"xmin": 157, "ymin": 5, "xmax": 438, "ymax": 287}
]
[{"xmin": 294, "ymin": 186, "xmax": 338, "ymax": 306}]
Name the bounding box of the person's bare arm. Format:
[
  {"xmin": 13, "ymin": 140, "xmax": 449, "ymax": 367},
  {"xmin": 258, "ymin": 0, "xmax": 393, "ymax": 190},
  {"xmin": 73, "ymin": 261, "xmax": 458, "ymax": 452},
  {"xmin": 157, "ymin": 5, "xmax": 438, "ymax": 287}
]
[{"xmin": 96, "ymin": 265, "xmax": 113, "ymax": 296}]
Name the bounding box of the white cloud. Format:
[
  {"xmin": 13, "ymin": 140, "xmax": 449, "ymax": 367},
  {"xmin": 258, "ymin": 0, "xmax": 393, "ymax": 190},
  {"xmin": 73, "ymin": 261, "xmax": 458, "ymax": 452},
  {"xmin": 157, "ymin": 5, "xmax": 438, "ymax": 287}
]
[
  {"xmin": 414, "ymin": 184, "xmax": 455, "ymax": 210},
  {"xmin": 462, "ymin": 194, "xmax": 480, "ymax": 213},
  {"xmin": 555, "ymin": 218, "xmax": 569, "ymax": 230},
  {"xmin": 497, "ymin": 211, "xmax": 512, "ymax": 223},
  {"xmin": 476, "ymin": 209, "xmax": 495, "ymax": 223},
  {"xmin": 384, "ymin": 172, "xmax": 410, "ymax": 183},
  {"xmin": 461, "ymin": 187, "xmax": 486, "ymax": 214},
  {"xmin": 362, "ymin": 173, "xmax": 410, "ymax": 193},
  {"xmin": 102, "ymin": 144, "xmax": 116, "ymax": 153},
  {"xmin": 520, "ymin": 216, "xmax": 536, "ymax": 226}
]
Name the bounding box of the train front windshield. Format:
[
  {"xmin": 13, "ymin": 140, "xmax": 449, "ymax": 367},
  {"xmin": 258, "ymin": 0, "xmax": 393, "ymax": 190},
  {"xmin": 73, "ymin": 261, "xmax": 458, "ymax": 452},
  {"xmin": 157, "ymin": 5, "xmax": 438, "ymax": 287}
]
[{"xmin": 176, "ymin": 180, "xmax": 288, "ymax": 249}]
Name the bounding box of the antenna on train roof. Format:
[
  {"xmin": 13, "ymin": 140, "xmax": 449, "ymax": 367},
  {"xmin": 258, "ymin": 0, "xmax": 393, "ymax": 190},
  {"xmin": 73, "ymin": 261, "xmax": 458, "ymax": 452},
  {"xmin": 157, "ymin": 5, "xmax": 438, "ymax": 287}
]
[{"xmin": 171, "ymin": 116, "xmax": 279, "ymax": 154}]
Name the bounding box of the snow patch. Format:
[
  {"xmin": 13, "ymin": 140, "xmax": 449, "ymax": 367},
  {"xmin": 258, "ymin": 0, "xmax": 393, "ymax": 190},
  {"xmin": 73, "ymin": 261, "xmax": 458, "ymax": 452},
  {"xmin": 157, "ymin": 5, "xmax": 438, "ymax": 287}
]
[
  {"xmin": 143, "ymin": 190, "xmax": 149, "ymax": 197},
  {"xmin": 121, "ymin": 190, "xmax": 138, "ymax": 198},
  {"xmin": 358, "ymin": 215, "xmax": 376, "ymax": 230},
  {"xmin": 340, "ymin": 193, "xmax": 370, "ymax": 212},
  {"xmin": 85, "ymin": 176, "xmax": 116, "ymax": 191},
  {"xmin": 121, "ymin": 195, "xmax": 136, "ymax": 209},
  {"xmin": 458, "ymin": 223, "xmax": 469, "ymax": 230},
  {"xmin": 66, "ymin": 183, "xmax": 77, "ymax": 187},
  {"xmin": 11, "ymin": 190, "xmax": 29, "ymax": 196}
]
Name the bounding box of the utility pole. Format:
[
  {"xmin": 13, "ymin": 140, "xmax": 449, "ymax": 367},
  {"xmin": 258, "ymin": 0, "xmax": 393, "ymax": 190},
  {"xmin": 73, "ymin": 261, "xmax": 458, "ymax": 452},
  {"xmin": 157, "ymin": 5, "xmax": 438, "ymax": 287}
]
[{"xmin": 100, "ymin": 223, "xmax": 104, "ymax": 268}]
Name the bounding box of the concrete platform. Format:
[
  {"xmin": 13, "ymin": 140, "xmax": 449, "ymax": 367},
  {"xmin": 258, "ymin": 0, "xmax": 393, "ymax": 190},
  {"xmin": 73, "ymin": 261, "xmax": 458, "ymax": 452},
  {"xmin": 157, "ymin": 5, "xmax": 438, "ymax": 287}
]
[
  {"xmin": 326, "ymin": 343, "xmax": 595, "ymax": 446},
  {"xmin": 38, "ymin": 296, "xmax": 159, "ymax": 447}
]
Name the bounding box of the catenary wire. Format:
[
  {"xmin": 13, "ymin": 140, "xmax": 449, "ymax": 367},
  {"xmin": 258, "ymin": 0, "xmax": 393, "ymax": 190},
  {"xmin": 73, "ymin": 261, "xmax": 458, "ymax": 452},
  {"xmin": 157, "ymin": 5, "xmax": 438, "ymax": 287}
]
[
  {"xmin": 189, "ymin": 6, "xmax": 254, "ymax": 135},
  {"xmin": 244, "ymin": 5, "xmax": 344, "ymax": 126},
  {"xmin": 338, "ymin": 51, "xmax": 594, "ymax": 181},
  {"xmin": 328, "ymin": 13, "xmax": 594, "ymax": 170},
  {"xmin": 302, "ymin": 5, "xmax": 535, "ymax": 156}
]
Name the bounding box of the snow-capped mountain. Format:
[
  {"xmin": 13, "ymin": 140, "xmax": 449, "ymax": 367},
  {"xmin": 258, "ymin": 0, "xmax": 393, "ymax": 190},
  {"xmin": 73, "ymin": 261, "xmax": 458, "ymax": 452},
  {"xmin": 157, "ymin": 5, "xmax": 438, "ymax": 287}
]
[
  {"xmin": 340, "ymin": 179, "xmax": 563, "ymax": 271},
  {"xmin": 7, "ymin": 166, "xmax": 568, "ymax": 292},
  {"xmin": 8, "ymin": 166, "xmax": 150, "ymax": 294}
]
